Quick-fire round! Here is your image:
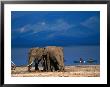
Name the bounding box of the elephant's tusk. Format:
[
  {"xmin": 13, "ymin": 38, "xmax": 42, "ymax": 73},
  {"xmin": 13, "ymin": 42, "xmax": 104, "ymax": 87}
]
[
  {"xmin": 11, "ymin": 61, "xmax": 16, "ymax": 65},
  {"xmin": 27, "ymin": 65, "xmax": 31, "ymax": 67},
  {"xmin": 27, "ymin": 61, "xmax": 33, "ymax": 66}
]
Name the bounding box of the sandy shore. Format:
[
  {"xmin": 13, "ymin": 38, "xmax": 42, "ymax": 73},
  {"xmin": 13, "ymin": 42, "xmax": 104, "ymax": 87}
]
[{"xmin": 11, "ymin": 65, "xmax": 100, "ymax": 77}]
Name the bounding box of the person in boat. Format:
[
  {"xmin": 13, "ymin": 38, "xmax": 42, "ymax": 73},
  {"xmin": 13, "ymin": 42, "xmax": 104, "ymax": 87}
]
[{"xmin": 79, "ymin": 58, "xmax": 83, "ymax": 64}]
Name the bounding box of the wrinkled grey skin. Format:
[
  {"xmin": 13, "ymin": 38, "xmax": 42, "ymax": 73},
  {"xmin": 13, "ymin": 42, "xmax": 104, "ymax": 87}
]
[{"xmin": 28, "ymin": 46, "xmax": 65, "ymax": 72}]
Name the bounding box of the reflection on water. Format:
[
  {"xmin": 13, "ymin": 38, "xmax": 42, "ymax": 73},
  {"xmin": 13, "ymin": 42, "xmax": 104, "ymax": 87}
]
[{"xmin": 11, "ymin": 46, "xmax": 100, "ymax": 66}]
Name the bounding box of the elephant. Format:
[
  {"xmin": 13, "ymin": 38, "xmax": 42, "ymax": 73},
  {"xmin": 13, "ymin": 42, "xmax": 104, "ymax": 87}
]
[
  {"xmin": 27, "ymin": 47, "xmax": 48, "ymax": 72},
  {"xmin": 27, "ymin": 46, "xmax": 65, "ymax": 72},
  {"xmin": 46, "ymin": 46, "xmax": 65, "ymax": 71}
]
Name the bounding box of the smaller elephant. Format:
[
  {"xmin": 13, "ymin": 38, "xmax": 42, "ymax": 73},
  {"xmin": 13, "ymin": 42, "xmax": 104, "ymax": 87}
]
[{"xmin": 27, "ymin": 47, "xmax": 48, "ymax": 72}]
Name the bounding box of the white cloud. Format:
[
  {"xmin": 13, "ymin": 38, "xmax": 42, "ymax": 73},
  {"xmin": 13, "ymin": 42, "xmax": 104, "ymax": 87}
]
[
  {"xmin": 28, "ymin": 19, "xmax": 74, "ymax": 33},
  {"xmin": 50, "ymin": 19, "xmax": 73, "ymax": 32},
  {"xmin": 12, "ymin": 19, "xmax": 75, "ymax": 39},
  {"xmin": 41, "ymin": 22, "xmax": 46, "ymax": 26},
  {"xmin": 12, "ymin": 24, "xmax": 31, "ymax": 34},
  {"xmin": 20, "ymin": 27, "xmax": 25, "ymax": 33},
  {"xmin": 80, "ymin": 16, "xmax": 99, "ymax": 29}
]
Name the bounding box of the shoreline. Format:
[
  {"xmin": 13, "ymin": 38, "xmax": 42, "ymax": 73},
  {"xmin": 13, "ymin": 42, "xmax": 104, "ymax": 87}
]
[{"xmin": 11, "ymin": 65, "xmax": 100, "ymax": 77}]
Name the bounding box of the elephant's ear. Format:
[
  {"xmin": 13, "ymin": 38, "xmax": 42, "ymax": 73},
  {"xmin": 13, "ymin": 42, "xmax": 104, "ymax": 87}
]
[{"xmin": 44, "ymin": 47, "xmax": 48, "ymax": 54}]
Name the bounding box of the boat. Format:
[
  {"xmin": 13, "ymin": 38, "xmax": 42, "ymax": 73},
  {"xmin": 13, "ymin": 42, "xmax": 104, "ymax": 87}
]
[
  {"xmin": 87, "ymin": 58, "xmax": 97, "ymax": 63},
  {"xmin": 74, "ymin": 60, "xmax": 80, "ymax": 63}
]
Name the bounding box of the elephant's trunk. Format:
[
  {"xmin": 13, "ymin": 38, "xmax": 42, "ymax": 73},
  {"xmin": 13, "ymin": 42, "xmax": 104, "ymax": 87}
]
[
  {"xmin": 27, "ymin": 65, "xmax": 32, "ymax": 72},
  {"xmin": 27, "ymin": 61, "xmax": 33, "ymax": 72},
  {"xmin": 28, "ymin": 52, "xmax": 34, "ymax": 71}
]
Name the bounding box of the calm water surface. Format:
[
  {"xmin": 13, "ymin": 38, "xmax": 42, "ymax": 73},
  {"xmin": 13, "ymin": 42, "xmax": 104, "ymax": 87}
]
[{"xmin": 11, "ymin": 46, "xmax": 100, "ymax": 66}]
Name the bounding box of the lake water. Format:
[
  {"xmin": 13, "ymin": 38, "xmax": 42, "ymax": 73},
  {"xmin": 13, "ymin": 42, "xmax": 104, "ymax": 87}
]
[{"xmin": 11, "ymin": 46, "xmax": 100, "ymax": 66}]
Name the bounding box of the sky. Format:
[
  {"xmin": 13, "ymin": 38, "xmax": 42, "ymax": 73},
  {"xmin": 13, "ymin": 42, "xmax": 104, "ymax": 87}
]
[{"xmin": 11, "ymin": 11, "xmax": 100, "ymax": 48}]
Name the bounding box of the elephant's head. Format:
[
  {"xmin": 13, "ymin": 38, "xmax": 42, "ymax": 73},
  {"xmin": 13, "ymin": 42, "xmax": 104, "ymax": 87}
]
[{"xmin": 27, "ymin": 47, "xmax": 48, "ymax": 71}]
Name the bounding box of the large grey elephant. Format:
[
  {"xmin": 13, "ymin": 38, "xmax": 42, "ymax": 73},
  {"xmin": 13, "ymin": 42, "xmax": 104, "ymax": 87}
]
[
  {"xmin": 46, "ymin": 46, "xmax": 65, "ymax": 71},
  {"xmin": 27, "ymin": 46, "xmax": 65, "ymax": 72}
]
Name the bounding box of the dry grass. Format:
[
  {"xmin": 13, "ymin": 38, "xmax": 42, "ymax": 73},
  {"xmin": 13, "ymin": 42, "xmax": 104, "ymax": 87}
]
[{"xmin": 11, "ymin": 65, "xmax": 100, "ymax": 77}]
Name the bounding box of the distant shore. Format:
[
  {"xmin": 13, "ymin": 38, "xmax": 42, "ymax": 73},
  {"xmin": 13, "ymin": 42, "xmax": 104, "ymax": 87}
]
[{"xmin": 11, "ymin": 65, "xmax": 100, "ymax": 77}]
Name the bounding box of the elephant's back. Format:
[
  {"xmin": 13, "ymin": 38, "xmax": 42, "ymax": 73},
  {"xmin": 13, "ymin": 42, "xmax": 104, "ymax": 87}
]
[
  {"xmin": 29, "ymin": 47, "xmax": 44, "ymax": 57},
  {"xmin": 46, "ymin": 46, "xmax": 64, "ymax": 58}
]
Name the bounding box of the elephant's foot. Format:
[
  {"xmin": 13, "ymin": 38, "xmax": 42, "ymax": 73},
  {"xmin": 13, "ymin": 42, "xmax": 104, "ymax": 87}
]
[
  {"xmin": 35, "ymin": 68, "xmax": 39, "ymax": 71},
  {"xmin": 28, "ymin": 70, "xmax": 31, "ymax": 72},
  {"xmin": 35, "ymin": 70, "xmax": 40, "ymax": 72},
  {"xmin": 60, "ymin": 69, "xmax": 65, "ymax": 72},
  {"xmin": 35, "ymin": 66, "xmax": 39, "ymax": 71},
  {"xmin": 47, "ymin": 70, "xmax": 51, "ymax": 72},
  {"xmin": 43, "ymin": 69, "xmax": 51, "ymax": 72},
  {"xmin": 42, "ymin": 69, "xmax": 46, "ymax": 72}
]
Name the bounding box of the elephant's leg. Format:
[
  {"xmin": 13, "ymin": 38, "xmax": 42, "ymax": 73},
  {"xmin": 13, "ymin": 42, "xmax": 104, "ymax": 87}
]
[
  {"xmin": 46, "ymin": 53, "xmax": 51, "ymax": 71},
  {"xmin": 55, "ymin": 55, "xmax": 64, "ymax": 71},
  {"xmin": 42, "ymin": 56, "xmax": 47, "ymax": 71},
  {"xmin": 61, "ymin": 57, "xmax": 65, "ymax": 71},
  {"xmin": 54, "ymin": 63, "xmax": 59, "ymax": 71},
  {"xmin": 43, "ymin": 62, "xmax": 46, "ymax": 71},
  {"xmin": 34, "ymin": 59, "xmax": 39, "ymax": 71},
  {"xmin": 50, "ymin": 62, "xmax": 55, "ymax": 72},
  {"xmin": 50, "ymin": 57, "xmax": 59, "ymax": 71},
  {"xmin": 35, "ymin": 62, "xmax": 39, "ymax": 70},
  {"xmin": 59, "ymin": 56, "xmax": 65, "ymax": 71},
  {"xmin": 50, "ymin": 59, "xmax": 56, "ymax": 72},
  {"xmin": 43, "ymin": 53, "xmax": 51, "ymax": 71},
  {"xmin": 43, "ymin": 55, "xmax": 49, "ymax": 71}
]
